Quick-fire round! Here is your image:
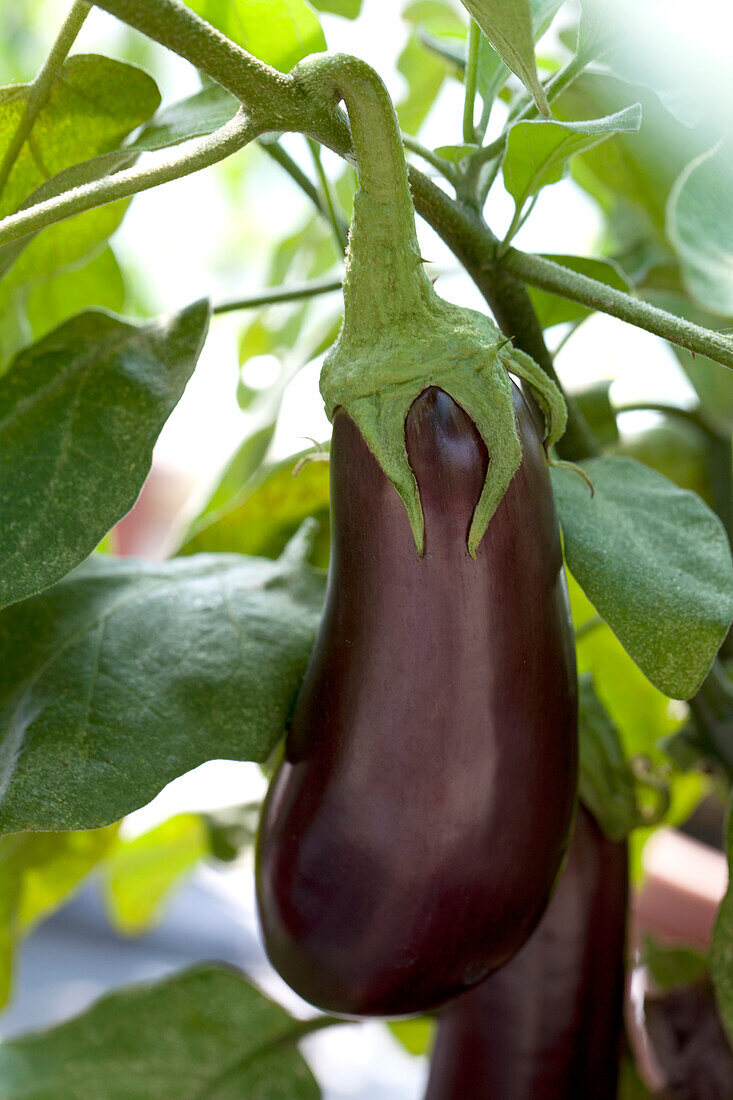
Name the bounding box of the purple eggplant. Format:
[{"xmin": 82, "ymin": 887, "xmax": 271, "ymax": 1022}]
[
  {"xmin": 424, "ymin": 806, "xmax": 628, "ymax": 1099},
  {"xmin": 255, "ymin": 385, "xmax": 577, "ymax": 1017}
]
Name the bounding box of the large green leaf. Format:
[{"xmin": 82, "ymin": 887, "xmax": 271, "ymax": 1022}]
[
  {"xmin": 0, "ymin": 529, "xmax": 324, "ymax": 834},
  {"xmin": 503, "ymin": 106, "xmax": 642, "ymax": 217},
  {"xmin": 459, "ymin": 0, "xmax": 549, "ymax": 115},
  {"xmin": 712, "ymin": 803, "xmax": 733, "ymax": 1044},
  {"xmin": 0, "ymin": 300, "xmax": 210, "ymax": 609},
  {"xmin": 528, "ymin": 254, "xmax": 630, "ymax": 328},
  {"xmin": 0, "ymin": 827, "xmax": 117, "ymax": 1008},
  {"xmin": 181, "ymin": 453, "xmax": 331, "ymax": 567},
  {"xmin": 667, "ymin": 138, "xmax": 733, "ymax": 316},
  {"xmin": 0, "ymin": 55, "xmax": 160, "ymax": 288},
  {"xmin": 189, "ymin": 0, "xmax": 326, "ymax": 72},
  {"xmin": 104, "ymin": 815, "xmax": 208, "ymax": 936},
  {"xmin": 0, "ymin": 966, "xmax": 322, "ymax": 1099},
  {"xmin": 552, "ymin": 456, "xmax": 733, "ymax": 699}
]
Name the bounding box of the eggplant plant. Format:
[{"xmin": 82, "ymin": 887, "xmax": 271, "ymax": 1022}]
[{"xmin": 0, "ymin": 0, "xmax": 733, "ymax": 1097}]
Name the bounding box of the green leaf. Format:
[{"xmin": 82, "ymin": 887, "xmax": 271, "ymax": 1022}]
[
  {"xmin": 0, "ymin": 55, "xmax": 160, "ymax": 289},
  {"xmin": 181, "ymin": 452, "xmax": 331, "ymax": 568},
  {"xmin": 503, "ymin": 106, "xmax": 643, "ymax": 215},
  {"xmin": 434, "ymin": 143, "xmax": 479, "ymax": 164},
  {"xmin": 25, "ymin": 247, "xmax": 125, "ymax": 341},
  {"xmin": 528, "ymin": 254, "xmax": 630, "ymax": 327},
  {"xmin": 712, "ymin": 804, "xmax": 733, "ymax": 1044},
  {"xmin": 553, "ymin": 72, "xmax": 705, "ymax": 238},
  {"xmin": 578, "ymin": 674, "xmax": 639, "ymax": 842},
  {"xmin": 0, "ymin": 827, "xmax": 117, "ymax": 1008},
  {"xmin": 645, "ymin": 935, "xmax": 708, "ymax": 992},
  {"xmin": 667, "ymin": 138, "xmax": 733, "ymax": 315},
  {"xmin": 0, "ymin": 300, "xmax": 210, "ymax": 609},
  {"xmin": 189, "ymin": 0, "xmax": 326, "ymax": 72},
  {"xmin": 573, "ymin": 380, "xmax": 619, "ymax": 448},
  {"xmin": 204, "ymin": 801, "xmax": 261, "ymax": 862},
  {"xmin": 388, "ymin": 1018, "xmax": 434, "ymax": 1056},
  {"xmin": 0, "ymin": 529, "xmax": 324, "ymax": 833},
  {"xmin": 0, "ymin": 965, "xmax": 322, "ymax": 1099},
  {"xmin": 552, "ymin": 456, "xmax": 733, "ymax": 699},
  {"xmin": 105, "ymin": 815, "xmax": 208, "ymax": 936},
  {"xmin": 310, "ymin": 0, "xmax": 361, "ymax": 15},
  {"xmin": 128, "ymin": 83, "xmax": 240, "ymax": 152},
  {"xmin": 458, "ymin": 0, "xmax": 550, "ymax": 115}
]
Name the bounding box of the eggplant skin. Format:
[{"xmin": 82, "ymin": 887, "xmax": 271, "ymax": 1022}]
[
  {"xmin": 255, "ymin": 385, "xmax": 578, "ymax": 1018},
  {"xmin": 425, "ymin": 806, "xmax": 628, "ymax": 1100}
]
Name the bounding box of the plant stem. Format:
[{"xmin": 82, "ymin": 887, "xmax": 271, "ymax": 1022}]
[
  {"xmin": 307, "ymin": 138, "xmax": 348, "ymax": 255},
  {"xmin": 214, "ymin": 275, "xmax": 343, "ymax": 315},
  {"xmin": 0, "ymin": 1, "xmax": 91, "ymax": 203},
  {"xmin": 402, "ymin": 135, "xmax": 458, "ymax": 185},
  {"xmin": 505, "ymin": 249, "xmax": 733, "ymax": 369},
  {"xmin": 0, "ymin": 111, "xmax": 255, "ymax": 250},
  {"xmin": 614, "ymin": 402, "xmax": 719, "ymax": 442},
  {"xmin": 463, "ymin": 20, "xmax": 480, "ymax": 145},
  {"xmin": 295, "ymin": 53, "xmax": 433, "ymax": 331}
]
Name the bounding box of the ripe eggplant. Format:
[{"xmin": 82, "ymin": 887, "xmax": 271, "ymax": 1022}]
[
  {"xmin": 424, "ymin": 805, "xmax": 628, "ymax": 1099},
  {"xmin": 256, "ymin": 385, "xmax": 577, "ymax": 1017}
]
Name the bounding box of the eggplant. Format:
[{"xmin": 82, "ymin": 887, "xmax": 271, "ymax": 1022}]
[
  {"xmin": 424, "ymin": 805, "xmax": 628, "ymax": 1099},
  {"xmin": 255, "ymin": 384, "xmax": 577, "ymax": 1017}
]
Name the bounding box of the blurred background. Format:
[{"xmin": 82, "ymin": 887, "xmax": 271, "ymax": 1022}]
[{"xmin": 1, "ymin": 0, "xmax": 732, "ymax": 1095}]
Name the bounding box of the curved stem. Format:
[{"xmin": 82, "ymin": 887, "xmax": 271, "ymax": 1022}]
[
  {"xmin": 0, "ymin": 1, "xmax": 91, "ymax": 203},
  {"xmin": 505, "ymin": 249, "xmax": 733, "ymax": 370},
  {"xmin": 307, "ymin": 138, "xmax": 348, "ymax": 254},
  {"xmin": 214, "ymin": 275, "xmax": 343, "ymax": 315},
  {"xmin": 294, "ymin": 54, "xmax": 432, "ymax": 331},
  {"xmin": 0, "ymin": 111, "xmax": 255, "ymax": 250},
  {"xmin": 463, "ymin": 20, "xmax": 480, "ymax": 145}
]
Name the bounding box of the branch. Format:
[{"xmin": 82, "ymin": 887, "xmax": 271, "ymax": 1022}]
[
  {"xmin": 0, "ymin": 1, "xmax": 91, "ymax": 201},
  {"xmin": 214, "ymin": 275, "xmax": 343, "ymax": 315},
  {"xmin": 505, "ymin": 249, "xmax": 733, "ymax": 370},
  {"xmin": 0, "ymin": 111, "xmax": 255, "ymax": 250}
]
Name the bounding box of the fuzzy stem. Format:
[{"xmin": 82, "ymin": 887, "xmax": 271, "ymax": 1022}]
[
  {"xmin": 0, "ymin": 1, "xmax": 91, "ymax": 203},
  {"xmin": 294, "ymin": 54, "xmax": 433, "ymax": 334},
  {"xmin": 505, "ymin": 248, "xmax": 733, "ymax": 369},
  {"xmin": 0, "ymin": 111, "xmax": 254, "ymax": 249}
]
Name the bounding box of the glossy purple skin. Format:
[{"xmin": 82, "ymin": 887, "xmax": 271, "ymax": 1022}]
[
  {"xmin": 256, "ymin": 385, "xmax": 578, "ymax": 1017},
  {"xmin": 425, "ymin": 806, "xmax": 629, "ymax": 1100}
]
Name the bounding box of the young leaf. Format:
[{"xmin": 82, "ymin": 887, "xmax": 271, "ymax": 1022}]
[
  {"xmin": 503, "ymin": 106, "xmax": 642, "ymax": 220},
  {"xmin": 578, "ymin": 674, "xmax": 639, "ymax": 842},
  {"xmin": 0, "ymin": 529, "xmax": 325, "ymax": 834},
  {"xmin": 188, "ymin": 0, "xmax": 326, "ymax": 73},
  {"xmin": 667, "ymin": 138, "xmax": 733, "ymax": 316},
  {"xmin": 104, "ymin": 815, "xmax": 208, "ymax": 936},
  {"xmin": 181, "ymin": 451, "xmax": 331, "ymax": 568},
  {"xmin": 0, "ymin": 55, "xmax": 160, "ymax": 289},
  {"xmin": 0, "ymin": 300, "xmax": 211, "ymax": 609},
  {"xmin": 388, "ymin": 1017, "xmax": 434, "ymax": 1056},
  {"xmin": 528, "ymin": 254, "xmax": 630, "ymax": 328},
  {"xmin": 0, "ymin": 966, "xmax": 323, "ymax": 1099},
  {"xmin": 0, "ymin": 827, "xmax": 117, "ymax": 1008},
  {"xmin": 552, "ymin": 457, "xmax": 733, "ymax": 699},
  {"xmin": 458, "ymin": 0, "xmax": 550, "ymax": 115},
  {"xmin": 712, "ymin": 805, "xmax": 733, "ymax": 1044}
]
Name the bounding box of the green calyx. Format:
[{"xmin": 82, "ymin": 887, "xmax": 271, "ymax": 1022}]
[{"xmin": 299, "ymin": 53, "xmax": 567, "ymax": 556}]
